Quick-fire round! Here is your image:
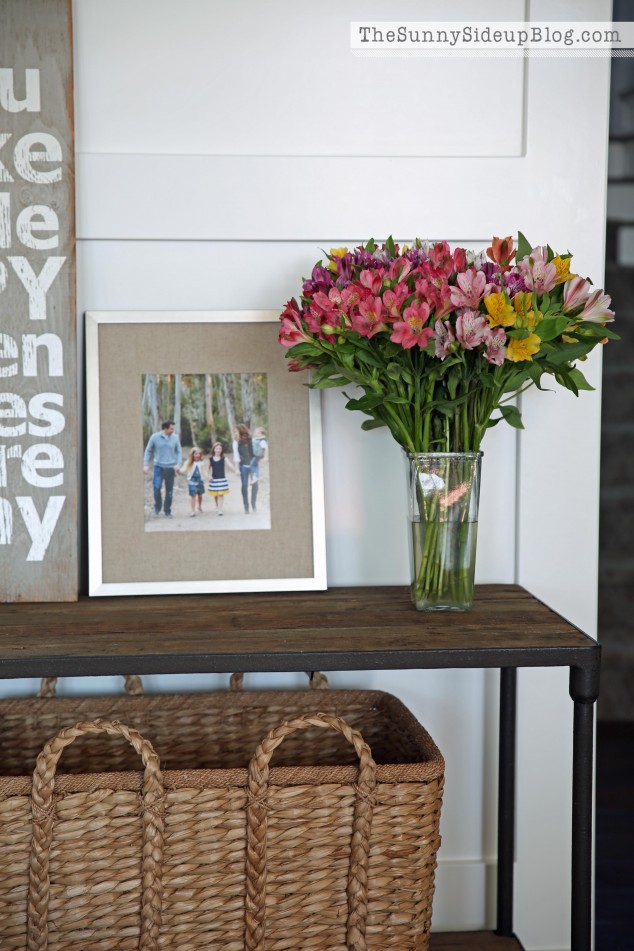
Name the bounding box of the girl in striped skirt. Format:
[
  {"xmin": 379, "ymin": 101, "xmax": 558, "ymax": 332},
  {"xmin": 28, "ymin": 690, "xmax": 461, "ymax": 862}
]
[{"xmin": 207, "ymin": 442, "xmax": 236, "ymax": 516}]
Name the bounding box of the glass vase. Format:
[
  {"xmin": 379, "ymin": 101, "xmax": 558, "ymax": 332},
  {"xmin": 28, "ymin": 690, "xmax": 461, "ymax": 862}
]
[{"xmin": 405, "ymin": 451, "xmax": 483, "ymax": 612}]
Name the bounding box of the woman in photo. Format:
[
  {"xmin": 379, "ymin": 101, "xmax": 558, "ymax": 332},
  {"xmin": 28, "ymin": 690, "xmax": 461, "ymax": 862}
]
[
  {"xmin": 249, "ymin": 426, "xmax": 268, "ymax": 514},
  {"xmin": 181, "ymin": 447, "xmax": 206, "ymax": 516},
  {"xmin": 207, "ymin": 441, "xmax": 236, "ymax": 515},
  {"xmin": 235, "ymin": 423, "xmax": 254, "ymax": 514}
]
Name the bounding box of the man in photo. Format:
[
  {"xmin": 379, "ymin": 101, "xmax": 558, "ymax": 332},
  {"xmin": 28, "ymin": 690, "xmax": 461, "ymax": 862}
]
[{"xmin": 143, "ymin": 420, "xmax": 182, "ymax": 518}]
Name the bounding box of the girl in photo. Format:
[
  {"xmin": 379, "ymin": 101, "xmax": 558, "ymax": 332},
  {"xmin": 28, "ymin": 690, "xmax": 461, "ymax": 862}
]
[
  {"xmin": 207, "ymin": 441, "xmax": 236, "ymax": 515},
  {"xmin": 181, "ymin": 447, "xmax": 206, "ymax": 516}
]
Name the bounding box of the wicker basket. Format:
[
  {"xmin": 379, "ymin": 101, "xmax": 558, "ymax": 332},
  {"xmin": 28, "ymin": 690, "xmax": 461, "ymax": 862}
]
[{"xmin": 0, "ymin": 695, "xmax": 444, "ymax": 950}]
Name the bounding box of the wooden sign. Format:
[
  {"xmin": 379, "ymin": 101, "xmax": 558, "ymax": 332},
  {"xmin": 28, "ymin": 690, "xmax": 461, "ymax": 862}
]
[{"xmin": 0, "ymin": 0, "xmax": 77, "ymax": 600}]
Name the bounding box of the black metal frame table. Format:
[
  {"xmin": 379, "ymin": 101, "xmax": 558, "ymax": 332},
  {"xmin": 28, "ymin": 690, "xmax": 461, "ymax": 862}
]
[{"xmin": 0, "ymin": 584, "xmax": 600, "ymax": 951}]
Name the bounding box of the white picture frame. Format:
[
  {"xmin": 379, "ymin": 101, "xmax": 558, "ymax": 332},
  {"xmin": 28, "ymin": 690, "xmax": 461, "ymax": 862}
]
[{"xmin": 86, "ymin": 311, "xmax": 326, "ymax": 596}]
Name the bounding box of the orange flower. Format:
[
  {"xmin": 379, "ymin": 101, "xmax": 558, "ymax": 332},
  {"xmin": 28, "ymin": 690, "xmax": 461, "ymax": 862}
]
[{"xmin": 486, "ymin": 236, "xmax": 517, "ymax": 271}]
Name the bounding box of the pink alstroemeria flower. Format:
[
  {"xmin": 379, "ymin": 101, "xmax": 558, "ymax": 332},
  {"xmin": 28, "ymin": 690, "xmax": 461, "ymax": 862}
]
[
  {"xmin": 434, "ymin": 319, "xmax": 456, "ymax": 359},
  {"xmin": 578, "ymin": 290, "xmax": 615, "ymax": 323},
  {"xmin": 351, "ymin": 295, "xmax": 387, "ymax": 338},
  {"xmin": 340, "ymin": 284, "xmax": 361, "ymax": 314},
  {"xmin": 563, "ymin": 276, "xmax": 615, "ymax": 321},
  {"xmin": 359, "ymin": 268, "xmax": 383, "ymax": 295},
  {"xmin": 311, "ymin": 290, "xmax": 338, "ymax": 318},
  {"xmin": 518, "ymin": 246, "xmax": 557, "ymax": 293},
  {"xmin": 428, "ymin": 241, "xmax": 454, "ymax": 276},
  {"xmin": 383, "ymin": 282, "xmax": 410, "ymax": 320},
  {"xmin": 456, "ymin": 310, "xmax": 489, "ymax": 350},
  {"xmin": 414, "ymin": 277, "xmax": 454, "ymax": 319},
  {"xmin": 390, "ymin": 302, "xmax": 434, "ymax": 349},
  {"xmin": 453, "ymin": 247, "xmax": 467, "ymax": 272},
  {"xmin": 278, "ymin": 299, "xmax": 309, "ymax": 348},
  {"xmin": 483, "ymin": 326, "xmax": 507, "ymax": 365},
  {"xmin": 387, "ymin": 258, "xmax": 412, "ymax": 284},
  {"xmin": 450, "ymin": 269, "xmax": 491, "ymax": 309},
  {"xmin": 562, "ymin": 275, "xmax": 592, "ymax": 312}
]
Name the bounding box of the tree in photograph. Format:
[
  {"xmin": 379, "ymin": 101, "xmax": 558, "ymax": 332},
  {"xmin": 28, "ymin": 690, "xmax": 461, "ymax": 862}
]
[
  {"xmin": 205, "ymin": 374, "xmax": 215, "ymax": 440},
  {"xmin": 241, "ymin": 373, "xmax": 255, "ymax": 429},
  {"xmin": 142, "ymin": 373, "xmax": 159, "ymax": 438},
  {"xmin": 173, "ymin": 373, "xmax": 182, "ymax": 434},
  {"xmin": 222, "ymin": 373, "xmax": 238, "ymax": 436}
]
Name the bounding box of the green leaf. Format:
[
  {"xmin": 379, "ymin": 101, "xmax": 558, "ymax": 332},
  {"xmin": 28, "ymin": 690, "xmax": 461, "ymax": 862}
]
[
  {"xmin": 499, "ymin": 404, "xmax": 525, "ymax": 429},
  {"xmin": 567, "ymin": 367, "xmax": 595, "ymax": 392},
  {"xmin": 446, "ymin": 366, "xmax": 462, "ymax": 401},
  {"xmin": 555, "ymin": 370, "xmax": 578, "ymax": 396},
  {"xmin": 525, "ymin": 362, "xmax": 552, "ymax": 391},
  {"xmin": 502, "ymin": 368, "xmax": 530, "ymax": 393},
  {"xmin": 545, "ymin": 339, "xmax": 596, "ymax": 365},
  {"xmin": 535, "ymin": 316, "xmax": 570, "ymax": 341},
  {"xmin": 353, "ymin": 349, "xmax": 383, "ymax": 370},
  {"xmin": 593, "ymin": 325, "xmax": 619, "ymax": 341},
  {"xmin": 345, "ymin": 394, "xmax": 385, "ymax": 412},
  {"xmin": 475, "ymin": 372, "xmax": 496, "ymax": 389},
  {"xmin": 383, "ymin": 394, "xmax": 410, "ymax": 405},
  {"xmin": 517, "ymin": 231, "xmax": 532, "ymax": 261},
  {"xmin": 308, "ymin": 376, "xmax": 348, "ymax": 390},
  {"xmin": 365, "ymin": 238, "xmax": 376, "ymax": 253},
  {"xmin": 386, "ymin": 361, "xmax": 413, "ymax": 384},
  {"xmin": 360, "ymin": 418, "xmax": 386, "ymax": 431},
  {"xmin": 386, "ymin": 235, "xmax": 396, "ymax": 257},
  {"xmin": 286, "ymin": 342, "xmax": 320, "ymax": 359}
]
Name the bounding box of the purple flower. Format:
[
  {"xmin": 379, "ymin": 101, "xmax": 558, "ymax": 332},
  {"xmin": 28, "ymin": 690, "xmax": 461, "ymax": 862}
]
[
  {"xmin": 403, "ymin": 246, "xmax": 428, "ymax": 267},
  {"xmin": 480, "ymin": 262, "xmax": 499, "ymax": 281},
  {"xmin": 502, "ymin": 270, "xmax": 528, "ymax": 296},
  {"xmin": 303, "ymin": 265, "xmax": 333, "ymax": 296},
  {"xmin": 335, "ymin": 252, "xmax": 353, "ymax": 284},
  {"xmin": 353, "ymin": 248, "xmax": 382, "ymax": 269}
]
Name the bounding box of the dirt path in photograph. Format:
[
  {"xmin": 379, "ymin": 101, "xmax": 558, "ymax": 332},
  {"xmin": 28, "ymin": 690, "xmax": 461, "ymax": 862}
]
[{"xmin": 143, "ymin": 462, "xmax": 271, "ymax": 533}]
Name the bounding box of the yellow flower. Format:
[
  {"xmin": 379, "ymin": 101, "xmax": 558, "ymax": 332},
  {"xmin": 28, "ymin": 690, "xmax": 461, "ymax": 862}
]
[
  {"xmin": 513, "ymin": 292, "xmax": 532, "ymax": 316},
  {"xmin": 552, "ymin": 255, "xmax": 575, "ymax": 284},
  {"xmin": 484, "ymin": 292, "xmax": 516, "ymax": 328},
  {"xmin": 513, "ymin": 293, "xmax": 542, "ymax": 330},
  {"xmin": 328, "ymin": 247, "xmax": 349, "ymax": 272},
  {"xmin": 507, "ymin": 334, "xmax": 541, "ymax": 362}
]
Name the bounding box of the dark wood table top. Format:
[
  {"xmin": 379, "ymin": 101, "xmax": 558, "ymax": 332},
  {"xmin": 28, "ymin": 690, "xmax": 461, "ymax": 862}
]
[{"xmin": 0, "ymin": 584, "xmax": 598, "ymax": 680}]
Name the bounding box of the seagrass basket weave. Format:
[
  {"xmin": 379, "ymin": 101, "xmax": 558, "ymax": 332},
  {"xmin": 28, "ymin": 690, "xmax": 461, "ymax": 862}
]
[{"xmin": 0, "ymin": 698, "xmax": 444, "ymax": 950}]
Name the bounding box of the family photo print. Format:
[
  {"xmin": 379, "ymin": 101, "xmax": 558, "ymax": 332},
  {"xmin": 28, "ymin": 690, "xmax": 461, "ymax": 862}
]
[{"xmin": 142, "ymin": 372, "xmax": 271, "ymax": 532}]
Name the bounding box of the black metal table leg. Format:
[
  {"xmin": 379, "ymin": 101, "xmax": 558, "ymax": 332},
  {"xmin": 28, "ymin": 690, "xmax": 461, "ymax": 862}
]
[
  {"xmin": 497, "ymin": 666, "xmax": 517, "ymax": 937},
  {"xmin": 570, "ymin": 658, "xmax": 600, "ymax": 951}
]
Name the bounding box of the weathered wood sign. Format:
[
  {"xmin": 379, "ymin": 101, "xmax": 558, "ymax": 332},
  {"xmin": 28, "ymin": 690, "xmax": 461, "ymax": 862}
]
[{"xmin": 0, "ymin": 0, "xmax": 77, "ymax": 600}]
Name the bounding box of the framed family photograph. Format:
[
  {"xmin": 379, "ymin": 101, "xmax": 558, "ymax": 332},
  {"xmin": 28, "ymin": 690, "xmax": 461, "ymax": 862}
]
[{"xmin": 85, "ymin": 311, "xmax": 327, "ymax": 596}]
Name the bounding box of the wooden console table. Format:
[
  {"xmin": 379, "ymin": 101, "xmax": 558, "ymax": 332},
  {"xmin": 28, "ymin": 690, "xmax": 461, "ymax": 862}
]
[{"xmin": 0, "ymin": 584, "xmax": 599, "ymax": 951}]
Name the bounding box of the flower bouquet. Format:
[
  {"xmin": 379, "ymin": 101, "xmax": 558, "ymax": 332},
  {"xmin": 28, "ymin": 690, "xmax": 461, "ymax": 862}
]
[{"xmin": 278, "ymin": 234, "xmax": 616, "ymax": 610}]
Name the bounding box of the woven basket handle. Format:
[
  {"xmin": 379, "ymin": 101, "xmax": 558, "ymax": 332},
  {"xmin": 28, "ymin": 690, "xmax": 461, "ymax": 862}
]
[
  {"xmin": 27, "ymin": 719, "xmax": 165, "ymax": 951},
  {"xmin": 245, "ymin": 712, "xmax": 376, "ymax": 951},
  {"xmin": 38, "ymin": 674, "xmax": 145, "ymax": 698},
  {"xmin": 230, "ymin": 670, "xmax": 329, "ymax": 691}
]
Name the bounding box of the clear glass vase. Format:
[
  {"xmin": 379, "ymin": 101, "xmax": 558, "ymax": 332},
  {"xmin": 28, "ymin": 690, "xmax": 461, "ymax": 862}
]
[{"xmin": 405, "ymin": 451, "xmax": 483, "ymax": 612}]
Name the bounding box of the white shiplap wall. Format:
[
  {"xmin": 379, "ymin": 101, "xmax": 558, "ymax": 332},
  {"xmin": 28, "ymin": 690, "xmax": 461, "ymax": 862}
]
[{"xmin": 3, "ymin": 0, "xmax": 612, "ymax": 946}]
